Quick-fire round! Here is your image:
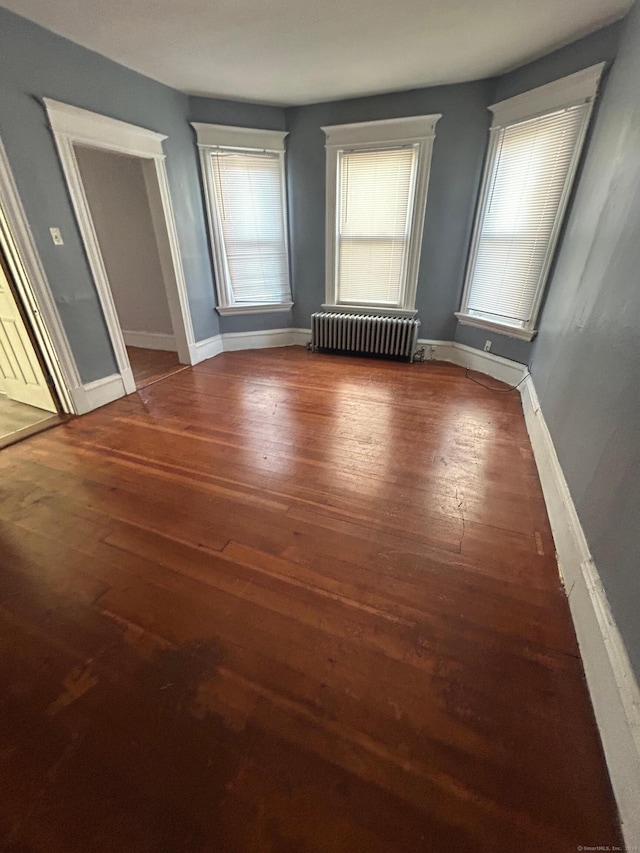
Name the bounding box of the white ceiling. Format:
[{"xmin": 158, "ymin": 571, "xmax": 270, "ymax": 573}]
[{"xmin": 1, "ymin": 0, "xmax": 632, "ymax": 105}]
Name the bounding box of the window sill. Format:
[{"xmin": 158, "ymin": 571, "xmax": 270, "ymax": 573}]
[
  {"xmin": 322, "ymin": 304, "xmax": 417, "ymax": 318},
  {"xmin": 455, "ymin": 312, "xmax": 537, "ymax": 341},
  {"xmin": 216, "ymin": 302, "xmax": 294, "ymax": 316}
]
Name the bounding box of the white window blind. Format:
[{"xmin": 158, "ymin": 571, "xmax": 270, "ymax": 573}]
[
  {"xmin": 466, "ymin": 104, "xmax": 588, "ymax": 326},
  {"xmin": 336, "ymin": 146, "xmax": 417, "ymax": 306},
  {"xmin": 209, "ymin": 149, "xmax": 291, "ymax": 305}
]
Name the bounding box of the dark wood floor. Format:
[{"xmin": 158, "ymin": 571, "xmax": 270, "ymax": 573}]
[
  {"xmin": 127, "ymin": 345, "xmax": 187, "ymax": 389},
  {"xmin": 0, "ymin": 347, "xmax": 620, "ymax": 852}
]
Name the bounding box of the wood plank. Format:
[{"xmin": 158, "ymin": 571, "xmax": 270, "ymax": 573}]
[{"xmin": 0, "ymin": 347, "xmax": 621, "ymax": 852}]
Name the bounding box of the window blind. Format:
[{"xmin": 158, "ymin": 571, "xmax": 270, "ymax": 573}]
[
  {"xmin": 466, "ymin": 104, "xmax": 588, "ymax": 325},
  {"xmin": 210, "ymin": 149, "xmax": 291, "ymax": 305},
  {"xmin": 337, "ymin": 146, "xmax": 417, "ymax": 306}
]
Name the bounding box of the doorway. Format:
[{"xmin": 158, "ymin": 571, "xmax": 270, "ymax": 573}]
[
  {"xmin": 44, "ymin": 99, "xmax": 196, "ymax": 398},
  {"xmin": 0, "ymin": 248, "xmax": 62, "ymax": 448},
  {"xmin": 74, "ymin": 145, "xmax": 187, "ymax": 391}
]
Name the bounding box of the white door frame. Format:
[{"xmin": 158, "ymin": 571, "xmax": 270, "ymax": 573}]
[
  {"xmin": 0, "ymin": 137, "xmax": 76, "ymax": 413},
  {"xmin": 43, "ymin": 99, "xmax": 196, "ymax": 395}
]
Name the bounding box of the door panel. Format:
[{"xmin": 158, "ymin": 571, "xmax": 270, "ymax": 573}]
[{"xmin": 0, "ymin": 261, "xmax": 56, "ymax": 412}]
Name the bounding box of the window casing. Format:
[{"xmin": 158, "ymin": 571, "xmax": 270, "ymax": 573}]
[
  {"xmin": 322, "ymin": 115, "xmax": 440, "ymax": 317},
  {"xmin": 457, "ymin": 63, "xmax": 605, "ymax": 341},
  {"xmin": 192, "ymin": 123, "xmax": 293, "ymax": 316}
]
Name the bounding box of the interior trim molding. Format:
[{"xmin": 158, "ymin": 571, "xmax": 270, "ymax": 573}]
[
  {"xmin": 454, "ymin": 312, "xmax": 536, "ymax": 341},
  {"xmin": 70, "ymin": 373, "xmax": 127, "ymax": 415},
  {"xmin": 122, "ymin": 331, "xmax": 177, "ymax": 351},
  {"xmin": 521, "ymin": 376, "xmax": 640, "ymax": 846},
  {"xmin": 189, "ymin": 334, "xmax": 224, "ymax": 365},
  {"xmin": 322, "ymin": 114, "xmax": 441, "ymax": 147},
  {"xmin": 191, "ymin": 122, "xmax": 288, "ymax": 152},
  {"xmin": 489, "ymin": 62, "xmax": 606, "ymax": 127},
  {"xmin": 216, "ymin": 302, "xmax": 293, "ymax": 316},
  {"xmin": 43, "ymin": 99, "xmax": 196, "ymax": 396},
  {"xmin": 189, "ymin": 327, "xmax": 311, "ymax": 364},
  {"xmin": 0, "ymin": 136, "xmax": 78, "ymax": 413},
  {"xmin": 417, "ymin": 339, "xmax": 527, "ymax": 386},
  {"xmin": 222, "ymin": 327, "xmax": 309, "ymax": 352},
  {"xmin": 44, "ymin": 99, "xmax": 167, "ymax": 157}
]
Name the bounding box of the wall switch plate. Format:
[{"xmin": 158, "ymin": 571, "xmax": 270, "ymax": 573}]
[
  {"xmin": 49, "ymin": 227, "xmax": 64, "ymax": 246},
  {"xmin": 484, "ymin": 340, "xmax": 492, "ymax": 352}
]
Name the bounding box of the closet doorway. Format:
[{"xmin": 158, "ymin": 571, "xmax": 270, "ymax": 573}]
[
  {"xmin": 74, "ymin": 145, "xmax": 187, "ymax": 390},
  {"xmin": 44, "ymin": 99, "xmax": 196, "ymax": 396}
]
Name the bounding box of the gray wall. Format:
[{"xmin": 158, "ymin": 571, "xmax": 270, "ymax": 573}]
[
  {"xmin": 528, "ymin": 4, "xmax": 640, "ymax": 679},
  {"xmin": 75, "ymin": 146, "xmax": 174, "ymax": 338},
  {"xmin": 285, "ymin": 82, "xmax": 492, "ymax": 338},
  {"xmin": 0, "ymin": 7, "xmax": 218, "ymax": 383},
  {"xmin": 0, "ymin": 6, "xmax": 628, "ymax": 382},
  {"xmin": 455, "ymin": 20, "xmax": 623, "ymax": 363}
]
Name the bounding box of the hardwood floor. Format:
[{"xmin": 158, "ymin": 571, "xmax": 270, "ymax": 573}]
[
  {"xmin": 0, "ymin": 347, "xmax": 621, "ymax": 852},
  {"xmin": 126, "ymin": 345, "xmax": 187, "ymax": 389}
]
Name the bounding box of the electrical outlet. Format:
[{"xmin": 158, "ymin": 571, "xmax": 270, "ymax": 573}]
[
  {"xmin": 484, "ymin": 340, "xmax": 492, "ymax": 352},
  {"xmin": 49, "ymin": 227, "xmax": 64, "ymax": 246}
]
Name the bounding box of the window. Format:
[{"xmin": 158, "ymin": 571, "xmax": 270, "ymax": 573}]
[
  {"xmin": 457, "ymin": 64, "xmax": 604, "ymax": 341},
  {"xmin": 192, "ymin": 123, "xmax": 292, "ymax": 315},
  {"xmin": 322, "ymin": 115, "xmax": 440, "ymax": 316}
]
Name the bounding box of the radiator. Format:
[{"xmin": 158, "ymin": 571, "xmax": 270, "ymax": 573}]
[{"xmin": 311, "ymin": 312, "xmax": 420, "ymax": 362}]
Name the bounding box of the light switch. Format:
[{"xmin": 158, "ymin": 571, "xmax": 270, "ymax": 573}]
[{"xmin": 49, "ymin": 227, "xmax": 64, "ymax": 246}]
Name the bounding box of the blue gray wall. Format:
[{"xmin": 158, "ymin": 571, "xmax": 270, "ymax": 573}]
[
  {"xmin": 528, "ymin": 3, "xmax": 640, "ymax": 679},
  {"xmin": 0, "ymin": 6, "xmax": 628, "ymax": 383},
  {"xmin": 285, "ymin": 82, "xmax": 492, "ymax": 339},
  {"xmin": 0, "ymin": 7, "xmax": 218, "ymax": 383}
]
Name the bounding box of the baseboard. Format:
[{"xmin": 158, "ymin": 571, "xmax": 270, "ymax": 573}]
[
  {"xmin": 416, "ymin": 338, "xmax": 456, "ymax": 364},
  {"xmin": 69, "ymin": 374, "xmax": 127, "ymax": 415},
  {"xmin": 290, "ymin": 327, "xmax": 312, "ymax": 347},
  {"xmin": 189, "ymin": 334, "xmax": 224, "ymax": 365},
  {"xmin": 417, "ymin": 338, "xmax": 527, "ymax": 386},
  {"xmin": 222, "ymin": 327, "xmax": 305, "ymax": 352},
  {"xmin": 521, "ymin": 376, "xmax": 640, "ymax": 844},
  {"xmin": 122, "ymin": 331, "xmax": 177, "ymax": 351},
  {"xmin": 189, "ymin": 331, "xmax": 523, "ymax": 384},
  {"xmin": 189, "ymin": 328, "xmax": 311, "ymax": 364}
]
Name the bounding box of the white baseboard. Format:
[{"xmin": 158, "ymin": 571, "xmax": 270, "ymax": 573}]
[
  {"xmin": 521, "ymin": 376, "xmax": 640, "ymax": 844},
  {"xmin": 189, "ymin": 334, "xmax": 224, "ymax": 365},
  {"xmin": 290, "ymin": 327, "xmax": 312, "ymax": 347},
  {"xmin": 418, "ymin": 338, "xmax": 527, "ymax": 386},
  {"xmin": 69, "ymin": 374, "xmax": 127, "ymax": 415},
  {"xmin": 222, "ymin": 327, "xmax": 311, "ymax": 352},
  {"xmin": 122, "ymin": 331, "xmax": 177, "ymax": 351},
  {"xmin": 189, "ymin": 327, "xmax": 311, "ymax": 364}
]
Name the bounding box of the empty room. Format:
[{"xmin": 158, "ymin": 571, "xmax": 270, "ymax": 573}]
[{"xmin": 0, "ymin": 0, "xmax": 638, "ymax": 849}]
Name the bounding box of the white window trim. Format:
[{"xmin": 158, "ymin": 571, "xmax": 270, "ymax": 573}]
[
  {"xmin": 322, "ymin": 114, "xmax": 440, "ymax": 316},
  {"xmin": 192, "ymin": 122, "xmax": 293, "ymax": 316},
  {"xmin": 457, "ymin": 63, "xmax": 605, "ymax": 340}
]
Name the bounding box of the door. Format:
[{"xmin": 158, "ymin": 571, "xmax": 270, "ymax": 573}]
[{"xmin": 0, "ymin": 259, "xmax": 57, "ymax": 412}]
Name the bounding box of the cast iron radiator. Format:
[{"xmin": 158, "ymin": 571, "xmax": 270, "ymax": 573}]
[{"xmin": 311, "ymin": 312, "xmax": 420, "ymax": 361}]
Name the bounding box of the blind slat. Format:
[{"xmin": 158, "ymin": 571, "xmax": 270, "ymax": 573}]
[
  {"xmin": 210, "ymin": 150, "xmax": 291, "ymax": 305},
  {"xmin": 466, "ymin": 105, "xmax": 587, "ymax": 324},
  {"xmin": 337, "ymin": 146, "xmax": 417, "ymax": 305}
]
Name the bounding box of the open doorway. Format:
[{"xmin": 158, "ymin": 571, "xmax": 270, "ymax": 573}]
[
  {"xmin": 44, "ymin": 99, "xmax": 196, "ymax": 400},
  {"xmin": 74, "ymin": 145, "xmax": 187, "ymax": 390},
  {"xmin": 0, "ymin": 247, "xmax": 62, "ymax": 448}
]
